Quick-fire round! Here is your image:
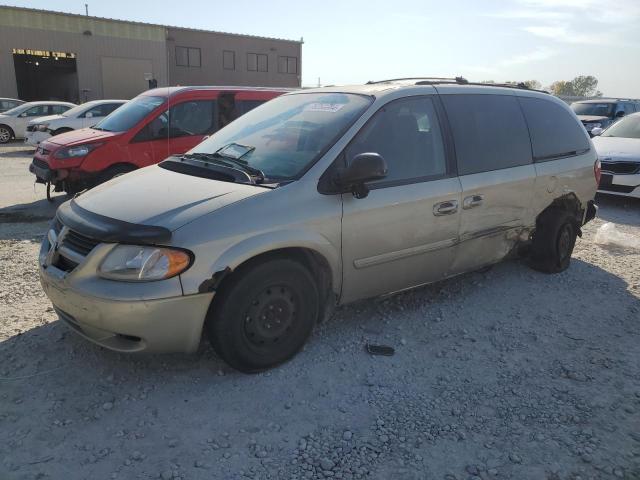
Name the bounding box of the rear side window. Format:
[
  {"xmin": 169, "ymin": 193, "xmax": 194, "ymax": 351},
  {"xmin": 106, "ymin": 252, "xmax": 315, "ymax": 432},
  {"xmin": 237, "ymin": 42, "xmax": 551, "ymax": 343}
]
[
  {"xmin": 518, "ymin": 97, "xmax": 589, "ymax": 161},
  {"xmin": 441, "ymin": 94, "xmax": 532, "ymax": 175}
]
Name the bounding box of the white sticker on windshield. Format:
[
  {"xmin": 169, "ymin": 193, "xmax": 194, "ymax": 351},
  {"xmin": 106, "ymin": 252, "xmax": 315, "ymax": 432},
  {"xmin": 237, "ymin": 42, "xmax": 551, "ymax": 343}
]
[{"xmin": 304, "ymin": 103, "xmax": 345, "ymax": 113}]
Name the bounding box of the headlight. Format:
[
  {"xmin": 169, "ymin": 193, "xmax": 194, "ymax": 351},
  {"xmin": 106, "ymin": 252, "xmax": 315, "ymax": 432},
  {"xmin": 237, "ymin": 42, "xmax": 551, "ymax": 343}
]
[
  {"xmin": 35, "ymin": 123, "xmax": 49, "ymax": 132},
  {"xmin": 54, "ymin": 143, "xmax": 101, "ymax": 159},
  {"xmin": 98, "ymin": 245, "xmax": 192, "ymax": 282}
]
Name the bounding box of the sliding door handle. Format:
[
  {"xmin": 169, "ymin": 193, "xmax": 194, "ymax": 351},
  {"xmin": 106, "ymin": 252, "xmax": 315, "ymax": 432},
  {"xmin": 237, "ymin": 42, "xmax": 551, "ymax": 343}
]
[
  {"xmin": 463, "ymin": 194, "xmax": 484, "ymax": 210},
  {"xmin": 433, "ymin": 200, "xmax": 458, "ymax": 216}
]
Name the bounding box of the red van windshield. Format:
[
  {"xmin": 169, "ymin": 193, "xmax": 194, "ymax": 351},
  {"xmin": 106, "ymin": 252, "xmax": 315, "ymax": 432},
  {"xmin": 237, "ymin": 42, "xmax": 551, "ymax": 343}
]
[{"xmin": 93, "ymin": 95, "xmax": 165, "ymax": 132}]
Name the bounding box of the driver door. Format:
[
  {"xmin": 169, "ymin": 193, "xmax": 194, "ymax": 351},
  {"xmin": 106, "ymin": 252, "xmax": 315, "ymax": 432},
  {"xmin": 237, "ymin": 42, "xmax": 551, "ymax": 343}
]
[{"xmin": 340, "ymin": 96, "xmax": 462, "ymax": 304}]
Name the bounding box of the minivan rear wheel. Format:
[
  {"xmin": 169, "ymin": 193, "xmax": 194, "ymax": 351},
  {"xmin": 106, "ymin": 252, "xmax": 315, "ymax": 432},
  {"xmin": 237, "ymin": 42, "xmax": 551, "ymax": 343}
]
[
  {"xmin": 530, "ymin": 208, "xmax": 578, "ymax": 273},
  {"xmin": 206, "ymin": 259, "xmax": 319, "ymax": 372}
]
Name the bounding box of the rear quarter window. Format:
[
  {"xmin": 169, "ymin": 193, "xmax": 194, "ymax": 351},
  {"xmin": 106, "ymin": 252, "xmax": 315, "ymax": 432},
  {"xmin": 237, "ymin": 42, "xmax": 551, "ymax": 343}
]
[
  {"xmin": 441, "ymin": 94, "xmax": 532, "ymax": 175},
  {"xmin": 518, "ymin": 97, "xmax": 590, "ymax": 161}
]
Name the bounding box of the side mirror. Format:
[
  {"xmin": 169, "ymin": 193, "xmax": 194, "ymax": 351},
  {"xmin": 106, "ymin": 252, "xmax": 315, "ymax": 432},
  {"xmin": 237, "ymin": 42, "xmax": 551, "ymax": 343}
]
[
  {"xmin": 85, "ymin": 112, "xmax": 93, "ymax": 118},
  {"xmin": 19, "ymin": 112, "xmax": 28, "ymax": 117},
  {"xmin": 616, "ymin": 111, "xmax": 625, "ymax": 118},
  {"xmin": 591, "ymin": 127, "xmax": 603, "ymax": 136},
  {"xmin": 334, "ymin": 153, "xmax": 387, "ymax": 199}
]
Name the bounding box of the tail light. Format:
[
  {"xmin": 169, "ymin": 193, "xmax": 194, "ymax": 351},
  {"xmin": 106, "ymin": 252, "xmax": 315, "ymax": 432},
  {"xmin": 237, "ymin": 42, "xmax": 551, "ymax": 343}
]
[{"xmin": 594, "ymin": 158, "xmax": 601, "ymax": 185}]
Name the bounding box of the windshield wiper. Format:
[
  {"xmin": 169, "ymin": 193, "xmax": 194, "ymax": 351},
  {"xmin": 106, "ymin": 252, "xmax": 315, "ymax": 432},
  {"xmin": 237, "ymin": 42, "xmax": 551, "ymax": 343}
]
[
  {"xmin": 91, "ymin": 126, "xmax": 109, "ymax": 131},
  {"xmin": 182, "ymin": 152, "xmax": 265, "ymax": 183}
]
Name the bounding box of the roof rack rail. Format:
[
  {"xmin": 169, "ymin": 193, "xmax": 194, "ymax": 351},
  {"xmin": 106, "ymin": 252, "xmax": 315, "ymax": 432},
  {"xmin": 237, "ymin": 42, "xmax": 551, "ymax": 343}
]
[
  {"xmin": 366, "ymin": 76, "xmax": 468, "ymax": 85},
  {"xmin": 364, "ymin": 76, "xmax": 549, "ymax": 94}
]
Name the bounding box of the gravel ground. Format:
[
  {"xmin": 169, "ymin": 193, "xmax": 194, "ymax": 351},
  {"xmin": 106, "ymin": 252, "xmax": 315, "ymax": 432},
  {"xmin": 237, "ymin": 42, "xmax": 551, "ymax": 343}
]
[{"xmin": 1, "ymin": 145, "xmax": 639, "ymax": 480}]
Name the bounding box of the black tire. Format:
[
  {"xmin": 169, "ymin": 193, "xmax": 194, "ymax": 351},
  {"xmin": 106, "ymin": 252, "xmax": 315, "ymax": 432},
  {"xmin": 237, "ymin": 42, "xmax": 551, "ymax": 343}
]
[
  {"xmin": 52, "ymin": 128, "xmax": 73, "ymax": 136},
  {"xmin": 206, "ymin": 258, "xmax": 319, "ymax": 372},
  {"xmin": 530, "ymin": 208, "xmax": 578, "ymax": 273},
  {"xmin": 0, "ymin": 125, "xmax": 13, "ymax": 144},
  {"xmin": 97, "ymin": 164, "xmax": 136, "ymax": 185}
]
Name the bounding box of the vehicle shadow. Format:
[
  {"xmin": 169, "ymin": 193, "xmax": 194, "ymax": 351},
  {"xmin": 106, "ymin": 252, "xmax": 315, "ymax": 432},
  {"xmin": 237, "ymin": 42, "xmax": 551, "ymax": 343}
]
[
  {"xmin": 0, "ymin": 196, "xmax": 65, "ymax": 224},
  {"xmin": 0, "ymin": 148, "xmax": 35, "ymax": 158}
]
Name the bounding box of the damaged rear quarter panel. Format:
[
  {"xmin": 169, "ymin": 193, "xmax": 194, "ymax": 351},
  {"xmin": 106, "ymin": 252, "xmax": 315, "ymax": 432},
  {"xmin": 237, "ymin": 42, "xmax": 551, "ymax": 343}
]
[{"xmin": 531, "ymin": 150, "xmax": 598, "ymax": 217}]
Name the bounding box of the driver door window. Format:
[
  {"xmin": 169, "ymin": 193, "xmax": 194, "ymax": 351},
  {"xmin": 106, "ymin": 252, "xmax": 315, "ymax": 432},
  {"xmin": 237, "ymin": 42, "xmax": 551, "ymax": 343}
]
[{"xmin": 344, "ymin": 96, "xmax": 448, "ymax": 185}]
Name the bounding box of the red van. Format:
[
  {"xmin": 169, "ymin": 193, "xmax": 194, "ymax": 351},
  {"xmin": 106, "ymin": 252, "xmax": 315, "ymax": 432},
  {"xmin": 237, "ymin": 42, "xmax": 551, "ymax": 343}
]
[{"xmin": 29, "ymin": 86, "xmax": 290, "ymax": 198}]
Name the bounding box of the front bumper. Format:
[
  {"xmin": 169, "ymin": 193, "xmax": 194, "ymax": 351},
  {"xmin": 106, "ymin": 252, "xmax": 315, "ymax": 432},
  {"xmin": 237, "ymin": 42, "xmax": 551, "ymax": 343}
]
[
  {"xmin": 598, "ymin": 172, "xmax": 640, "ymax": 199},
  {"xmin": 29, "ymin": 159, "xmax": 55, "ymax": 183},
  {"xmin": 38, "ymin": 226, "xmax": 213, "ymax": 353}
]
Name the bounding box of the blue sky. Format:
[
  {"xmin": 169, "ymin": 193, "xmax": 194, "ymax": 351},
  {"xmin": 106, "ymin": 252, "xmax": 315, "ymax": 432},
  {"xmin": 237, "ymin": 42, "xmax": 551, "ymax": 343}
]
[{"xmin": 5, "ymin": 0, "xmax": 640, "ymax": 97}]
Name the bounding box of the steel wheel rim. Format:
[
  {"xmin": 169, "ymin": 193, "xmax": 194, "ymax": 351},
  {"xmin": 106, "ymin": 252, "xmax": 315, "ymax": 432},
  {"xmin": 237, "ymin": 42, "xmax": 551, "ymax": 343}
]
[{"xmin": 243, "ymin": 284, "xmax": 297, "ymax": 347}]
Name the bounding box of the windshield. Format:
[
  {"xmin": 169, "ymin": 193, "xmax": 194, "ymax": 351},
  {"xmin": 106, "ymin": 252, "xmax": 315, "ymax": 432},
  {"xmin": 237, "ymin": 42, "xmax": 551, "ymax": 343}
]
[
  {"xmin": 189, "ymin": 92, "xmax": 373, "ymax": 180},
  {"xmin": 571, "ymin": 102, "xmax": 614, "ymax": 117},
  {"xmin": 93, "ymin": 95, "xmax": 165, "ymax": 132},
  {"xmin": 602, "ymin": 114, "xmax": 640, "ymax": 139}
]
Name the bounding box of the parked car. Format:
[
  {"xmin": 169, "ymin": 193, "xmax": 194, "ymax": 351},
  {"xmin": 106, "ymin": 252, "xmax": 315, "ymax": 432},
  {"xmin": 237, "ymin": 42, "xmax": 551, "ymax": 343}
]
[
  {"xmin": 38, "ymin": 79, "xmax": 598, "ymax": 372},
  {"xmin": 0, "ymin": 101, "xmax": 76, "ymax": 143},
  {"xmin": 25, "ymin": 99, "xmax": 127, "ymax": 146},
  {"xmin": 592, "ymin": 112, "xmax": 640, "ymax": 198},
  {"xmin": 571, "ymin": 98, "xmax": 640, "ymax": 135},
  {"xmin": 0, "ymin": 97, "xmax": 24, "ymax": 113},
  {"xmin": 29, "ymin": 87, "xmax": 289, "ymax": 197}
]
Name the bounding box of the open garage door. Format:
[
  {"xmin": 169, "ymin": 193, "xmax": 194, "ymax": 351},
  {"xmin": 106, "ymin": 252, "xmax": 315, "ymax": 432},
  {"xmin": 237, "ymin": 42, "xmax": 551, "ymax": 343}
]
[
  {"xmin": 101, "ymin": 57, "xmax": 153, "ymax": 100},
  {"xmin": 12, "ymin": 49, "xmax": 79, "ymax": 102}
]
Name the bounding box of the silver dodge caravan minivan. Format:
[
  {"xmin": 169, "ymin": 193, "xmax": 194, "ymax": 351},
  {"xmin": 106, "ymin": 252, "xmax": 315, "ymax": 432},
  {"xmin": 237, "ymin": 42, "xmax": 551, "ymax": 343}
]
[{"xmin": 39, "ymin": 78, "xmax": 599, "ymax": 372}]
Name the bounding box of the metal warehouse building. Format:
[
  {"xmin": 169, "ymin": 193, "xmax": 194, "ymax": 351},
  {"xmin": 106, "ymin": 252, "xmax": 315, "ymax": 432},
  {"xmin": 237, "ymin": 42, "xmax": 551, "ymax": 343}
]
[{"xmin": 0, "ymin": 6, "xmax": 302, "ymax": 103}]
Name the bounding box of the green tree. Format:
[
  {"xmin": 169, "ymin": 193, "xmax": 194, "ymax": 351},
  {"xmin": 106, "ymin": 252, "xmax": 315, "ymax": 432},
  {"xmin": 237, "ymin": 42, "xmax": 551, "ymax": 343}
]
[
  {"xmin": 522, "ymin": 79, "xmax": 542, "ymax": 90},
  {"xmin": 549, "ymin": 76, "xmax": 602, "ymax": 97}
]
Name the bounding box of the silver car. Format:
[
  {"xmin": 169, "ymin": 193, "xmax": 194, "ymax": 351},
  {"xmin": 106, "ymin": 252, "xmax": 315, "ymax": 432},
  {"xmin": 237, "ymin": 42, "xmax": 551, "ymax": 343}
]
[{"xmin": 38, "ymin": 79, "xmax": 598, "ymax": 372}]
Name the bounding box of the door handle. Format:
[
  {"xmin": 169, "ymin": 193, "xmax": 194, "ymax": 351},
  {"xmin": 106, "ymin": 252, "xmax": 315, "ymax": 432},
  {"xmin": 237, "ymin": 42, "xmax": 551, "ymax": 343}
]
[
  {"xmin": 463, "ymin": 194, "xmax": 484, "ymax": 210},
  {"xmin": 433, "ymin": 200, "xmax": 458, "ymax": 216}
]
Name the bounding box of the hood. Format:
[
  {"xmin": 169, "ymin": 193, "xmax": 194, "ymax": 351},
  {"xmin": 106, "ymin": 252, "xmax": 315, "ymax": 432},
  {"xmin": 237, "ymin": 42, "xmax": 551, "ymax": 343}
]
[
  {"xmin": 47, "ymin": 127, "xmax": 118, "ymax": 147},
  {"xmin": 73, "ymin": 164, "xmax": 268, "ymax": 231},
  {"xmin": 593, "ymin": 136, "xmax": 640, "ymax": 160},
  {"xmin": 578, "ymin": 115, "xmax": 610, "ymax": 123},
  {"xmin": 28, "ymin": 114, "xmax": 64, "ymax": 125}
]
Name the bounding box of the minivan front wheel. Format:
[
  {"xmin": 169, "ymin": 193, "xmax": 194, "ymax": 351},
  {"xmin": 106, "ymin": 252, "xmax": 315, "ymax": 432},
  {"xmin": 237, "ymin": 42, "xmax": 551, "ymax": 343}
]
[
  {"xmin": 206, "ymin": 259, "xmax": 319, "ymax": 372},
  {"xmin": 530, "ymin": 208, "xmax": 578, "ymax": 273}
]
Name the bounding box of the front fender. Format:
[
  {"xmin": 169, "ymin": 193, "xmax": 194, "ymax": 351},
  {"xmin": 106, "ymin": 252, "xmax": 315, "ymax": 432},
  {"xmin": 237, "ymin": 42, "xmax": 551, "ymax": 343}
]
[{"xmin": 181, "ymin": 229, "xmax": 342, "ymax": 296}]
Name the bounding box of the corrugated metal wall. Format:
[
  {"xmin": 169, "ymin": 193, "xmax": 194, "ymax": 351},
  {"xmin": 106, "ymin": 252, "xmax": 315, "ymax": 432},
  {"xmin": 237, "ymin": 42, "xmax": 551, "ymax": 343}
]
[
  {"xmin": 0, "ymin": 6, "xmax": 303, "ymax": 101},
  {"xmin": 0, "ymin": 6, "xmax": 168, "ymax": 101}
]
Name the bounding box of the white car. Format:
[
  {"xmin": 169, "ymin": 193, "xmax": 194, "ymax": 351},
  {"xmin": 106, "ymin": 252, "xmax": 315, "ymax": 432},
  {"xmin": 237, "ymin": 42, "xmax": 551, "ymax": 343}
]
[
  {"xmin": 0, "ymin": 101, "xmax": 76, "ymax": 143},
  {"xmin": 25, "ymin": 99, "xmax": 127, "ymax": 146},
  {"xmin": 593, "ymin": 112, "xmax": 640, "ymax": 198}
]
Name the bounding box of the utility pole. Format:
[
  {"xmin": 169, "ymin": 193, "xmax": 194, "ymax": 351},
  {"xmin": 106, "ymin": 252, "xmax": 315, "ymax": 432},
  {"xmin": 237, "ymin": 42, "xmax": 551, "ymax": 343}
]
[{"xmin": 85, "ymin": 4, "xmax": 89, "ymax": 16}]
